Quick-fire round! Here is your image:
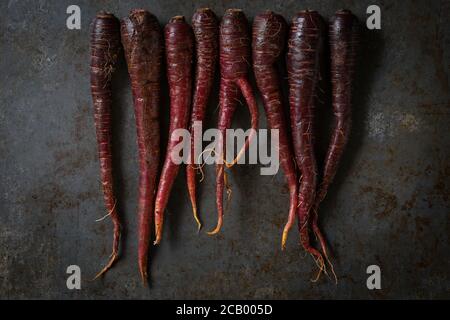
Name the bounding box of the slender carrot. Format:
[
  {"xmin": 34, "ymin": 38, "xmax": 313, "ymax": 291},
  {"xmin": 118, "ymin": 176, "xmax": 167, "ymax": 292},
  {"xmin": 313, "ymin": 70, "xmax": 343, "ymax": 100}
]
[
  {"xmin": 312, "ymin": 10, "xmax": 359, "ymax": 275},
  {"xmin": 252, "ymin": 11, "xmax": 298, "ymax": 249},
  {"xmin": 287, "ymin": 10, "xmax": 326, "ymax": 278},
  {"xmin": 90, "ymin": 12, "xmax": 122, "ymax": 279},
  {"xmin": 209, "ymin": 9, "xmax": 259, "ymax": 235},
  {"xmin": 187, "ymin": 8, "xmax": 219, "ymax": 231},
  {"xmin": 121, "ymin": 9, "xmax": 163, "ymax": 283},
  {"xmin": 154, "ymin": 16, "xmax": 194, "ymax": 245}
]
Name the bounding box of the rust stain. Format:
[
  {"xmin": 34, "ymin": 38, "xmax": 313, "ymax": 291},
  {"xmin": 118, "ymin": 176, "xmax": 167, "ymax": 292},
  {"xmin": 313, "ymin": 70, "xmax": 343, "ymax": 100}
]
[
  {"xmin": 433, "ymin": 164, "xmax": 450, "ymax": 204},
  {"xmin": 45, "ymin": 103, "xmax": 95, "ymax": 178},
  {"xmin": 431, "ymin": 26, "xmax": 449, "ymax": 93},
  {"xmin": 415, "ymin": 237, "xmax": 439, "ymax": 270},
  {"xmin": 417, "ymin": 101, "xmax": 450, "ymax": 115},
  {"xmin": 401, "ymin": 190, "xmax": 419, "ymax": 211},
  {"xmin": 360, "ymin": 186, "xmax": 398, "ymax": 219},
  {"xmin": 414, "ymin": 216, "xmax": 431, "ymax": 234},
  {"xmin": 409, "ymin": 80, "xmax": 426, "ymax": 96},
  {"xmin": 426, "ymin": 163, "xmax": 450, "ymax": 208},
  {"xmin": 389, "ymin": 213, "xmax": 409, "ymax": 243},
  {"xmin": 75, "ymin": 63, "xmax": 83, "ymax": 73},
  {"xmin": 53, "ymin": 149, "xmax": 93, "ymax": 177},
  {"xmin": 397, "ymin": 165, "xmax": 422, "ymax": 183},
  {"xmin": 23, "ymin": 182, "xmax": 79, "ymax": 215},
  {"xmin": 77, "ymin": 190, "xmax": 97, "ymax": 202},
  {"xmin": 385, "ymin": 147, "xmax": 395, "ymax": 165},
  {"xmin": 74, "ymin": 104, "xmax": 91, "ymax": 142}
]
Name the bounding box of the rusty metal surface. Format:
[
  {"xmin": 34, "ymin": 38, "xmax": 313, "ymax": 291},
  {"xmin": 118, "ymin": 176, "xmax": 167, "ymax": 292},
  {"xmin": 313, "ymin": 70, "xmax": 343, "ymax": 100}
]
[{"xmin": 0, "ymin": 0, "xmax": 449, "ymax": 299}]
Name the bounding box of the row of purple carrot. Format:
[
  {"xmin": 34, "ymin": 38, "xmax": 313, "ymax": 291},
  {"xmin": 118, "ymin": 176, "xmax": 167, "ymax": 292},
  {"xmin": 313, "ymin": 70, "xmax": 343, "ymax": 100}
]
[{"xmin": 90, "ymin": 8, "xmax": 359, "ymax": 284}]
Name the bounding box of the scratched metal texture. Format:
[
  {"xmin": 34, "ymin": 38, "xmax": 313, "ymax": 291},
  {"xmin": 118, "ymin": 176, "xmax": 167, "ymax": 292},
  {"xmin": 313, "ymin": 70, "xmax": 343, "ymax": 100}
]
[{"xmin": 0, "ymin": 0, "xmax": 449, "ymax": 299}]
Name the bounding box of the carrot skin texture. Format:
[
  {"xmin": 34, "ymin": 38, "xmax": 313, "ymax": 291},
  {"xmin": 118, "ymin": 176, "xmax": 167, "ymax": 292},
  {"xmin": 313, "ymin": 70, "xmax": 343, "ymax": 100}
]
[
  {"xmin": 209, "ymin": 9, "xmax": 259, "ymax": 235},
  {"xmin": 252, "ymin": 11, "xmax": 298, "ymax": 249},
  {"xmin": 287, "ymin": 11, "xmax": 325, "ymax": 267},
  {"xmin": 90, "ymin": 12, "xmax": 122, "ymax": 279},
  {"xmin": 187, "ymin": 8, "xmax": 219, "ymax": 230},
  {"xmin": 120, "ymin": 10, "xmax": 163, "ymax": 283},
  {"xmin": 312, "ymin": 10, "xmax": 359, "ymax": 259},
  {"xmin": 220, "ymin": 10, "xmax": 259, "ymax": 166},
  {"xmin": 154, "ymin": 16, "xmax": 194, "ymax": 244},
  {"xmin": 212, "ymin": 81, "xmax": 240, "ymax": 235}
]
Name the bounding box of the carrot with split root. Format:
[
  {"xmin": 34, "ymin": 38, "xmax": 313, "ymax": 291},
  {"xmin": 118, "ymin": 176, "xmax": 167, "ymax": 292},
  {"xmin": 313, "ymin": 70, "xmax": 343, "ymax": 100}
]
[
  {"xmin": 208, "ymin": 9, "xmax": 259, "ymax": 235},
  {"xmin": 154, "ymin": 16, "xmax": 194, "ymax": 245},
  {"xmin": 187, "ymin": 8, "xmax": 219, "ymax": 231},
  {"xmin": 120, "ymin": 9, "xmax": 163, "ymax": 283},
  {"xmin": 311, "ymin": 10, "xmax": 359, "ymax": 279},
  {"xmin": 89, "ymin": 12, "xmax": 122, "ymax": 279},
  {"xmin": 287, "ymin": 10, "xmax": 326, "ymax": 279},
  {"xmin": 252, "ymin": 11, "xmax": 298, "ymax": 249}
]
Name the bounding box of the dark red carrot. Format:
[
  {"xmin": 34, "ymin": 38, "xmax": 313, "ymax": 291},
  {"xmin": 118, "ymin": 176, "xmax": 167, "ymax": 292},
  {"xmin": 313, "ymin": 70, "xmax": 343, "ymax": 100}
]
[
  {"xmin": 154, "ymin": 16, "xmax": 194, "ymax": 244},
  {"xmin": 187, "ymin": 8, "xmax": 219, "ymax": 231},
  {"xmin": 287, "ymin": 10, "xmax": 325, "ymax": 276},
  {"xmin": 252, "ymin": 11, "xmax": 298, "ymax": 249},
  {"xmin": 90, "ymin": 12, "xmax": 122, "ymax": 279},
  {"xmin": 208, "ymin": 9, "xmax": 259, "ymax": 235},
  {"xmin": 120, "ymin": 9, "xmax": 163, "ymax": 283},
  {"xmin": 312, "ymin": 10, "xmax": 359, "ymax": 271}
]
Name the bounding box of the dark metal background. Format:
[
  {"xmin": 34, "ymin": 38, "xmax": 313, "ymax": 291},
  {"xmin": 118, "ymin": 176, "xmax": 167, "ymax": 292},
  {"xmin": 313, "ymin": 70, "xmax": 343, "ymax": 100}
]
[{"xmin": 1, "ymin": 0, "xmax": 449, "ymax": 299}]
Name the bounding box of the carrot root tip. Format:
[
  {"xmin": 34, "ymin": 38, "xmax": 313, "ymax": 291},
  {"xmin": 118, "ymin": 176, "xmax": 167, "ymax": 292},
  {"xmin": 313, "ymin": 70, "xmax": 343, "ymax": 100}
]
[
  {"xmin": 281, "ymin": 230, "xmax": 289, "ymax": 251},
  {"xmin": 192, "ymin": 208, "xmax": 202, "ymax": 232},
  {"xmin": 154, "ymin": 220, "xmax": 163, "ymax": 245},
  {"xmin": 153, "ymin": 231, "xmax": 161, "ymax": 245},
  {"xmin": 207, "ymin": 218, "xmax": 223, "ymax": 236},
  {"xmin": 92, "ymin": 252, "xmax": 118, "ymax": 281},
  {"xmin": 139, "ymin": 270, "xmax": 148, "ymax": 286}
]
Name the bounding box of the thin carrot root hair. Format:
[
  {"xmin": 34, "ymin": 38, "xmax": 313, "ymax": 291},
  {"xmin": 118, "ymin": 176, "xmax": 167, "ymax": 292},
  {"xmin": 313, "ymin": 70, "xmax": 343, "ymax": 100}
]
[
  {"xmin": 93, "ymin": 252, "xmax": 118, "ymax": 280},
  {"xmin": 299, "ymin": 217, "xmax": 329, "ymax": 282},
  {"xmin": 191, "ymin": 201, "xmax": 201, "ymax": 233},
  {"xmin": 223, "ymin": 126, "xmax": 257, "ymax": 169},
  {"xmin": 305, "ymin": 231, "xmax": 338, "ymax": 284},
  {"xmin": 95, "ymin": 200, "xmax": 117, "ymax": 222},
  {"xmin": 314, "ymin": 232, "xmax": 337, "ymax": 284},
  {"xmin": 188, "ymin": 164, "xmax": 202, "ymax": 231},
  {"xmin": 93, "ymin": 224, "xmax": 121, "ymax": 280},
  {"xmin": 197, "ymin": 164, "xmax": 205, "ymax": 183},
  {"xmin": 224, "ymin": 170, "xmax": 232, "ymax": 204},
  {"xmin": 310, "ymin": 251, "xmax": 326, "ymax": 282},
  {"xmin": 196, "ymin": 147, "xmax": 217, "ymax": 182},
  {"xmin": 207, "ymin": 170, "xmax": 231, "ymax": 236},
  {"xmin": 311, "ymin": 207, "xmax": 338, "ymax": 284},
  {"xmin": 325, "ymin": 255, "xmax": 338, "ymax": 284},
  {"xmin": 188, "ymin": 148, "xmax": 216, "ymax": 231}
]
